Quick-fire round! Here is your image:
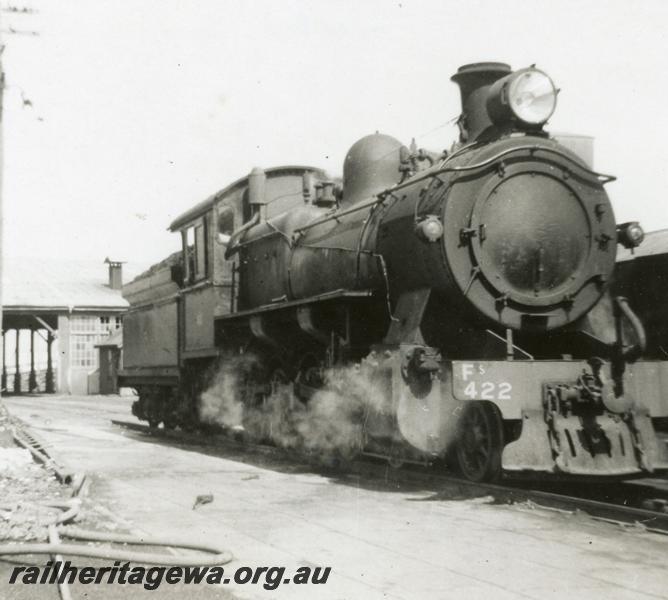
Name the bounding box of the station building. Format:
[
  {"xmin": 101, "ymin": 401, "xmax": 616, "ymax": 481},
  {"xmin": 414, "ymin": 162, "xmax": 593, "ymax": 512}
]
[{"xmin": 2, "ymin": 258, "xmax": 139, "ymax": 395}]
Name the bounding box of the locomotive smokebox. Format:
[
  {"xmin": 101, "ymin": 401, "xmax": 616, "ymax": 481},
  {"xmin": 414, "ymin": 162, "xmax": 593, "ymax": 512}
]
[{"xmin": 451, "ymin": 62, "xmax": 511, "ymax": 141}]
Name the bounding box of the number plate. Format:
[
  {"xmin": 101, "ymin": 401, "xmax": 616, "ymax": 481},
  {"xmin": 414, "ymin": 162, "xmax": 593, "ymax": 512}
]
[{"xmin": 452, "ymin": 362, "xmax": 513, "ymax": 401}]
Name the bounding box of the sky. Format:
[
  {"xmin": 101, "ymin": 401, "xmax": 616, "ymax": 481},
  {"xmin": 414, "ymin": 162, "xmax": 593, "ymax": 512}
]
[{"xmin": 2, "ymin": 0, "xmax": 668, "ymax": 266}]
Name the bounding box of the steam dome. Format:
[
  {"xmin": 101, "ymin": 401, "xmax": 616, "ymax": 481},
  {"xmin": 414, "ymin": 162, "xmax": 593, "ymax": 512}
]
[{"xmin": 342, "ymin": 133, "xmax": 405, "ymax": 206}]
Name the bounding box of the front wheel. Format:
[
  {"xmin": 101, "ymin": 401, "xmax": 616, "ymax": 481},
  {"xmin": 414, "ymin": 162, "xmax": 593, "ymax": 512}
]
[{"xmin": 454, "ymin": 402, "xmax": 504, "ymax": 482}]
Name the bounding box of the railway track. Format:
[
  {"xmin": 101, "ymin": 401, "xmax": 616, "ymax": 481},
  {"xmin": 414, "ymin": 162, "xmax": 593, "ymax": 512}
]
[
  {"xmin": 111, "ymin": 419, "xmax": 668, "ymax": 535},
  {"xmin": 10, "ymin": 417, "xmax": 78, "ymax": 486}
]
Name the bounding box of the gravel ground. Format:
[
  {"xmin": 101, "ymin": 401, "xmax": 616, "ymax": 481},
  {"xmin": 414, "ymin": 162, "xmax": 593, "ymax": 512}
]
[
  {"xmin": 1, "ymin": 398, "xmax": 238, "ymax": 600},
  {"xmin": 0, "ymin": 399, "xmax": 163, "ymax": 541},
  {"xmin": 0, "ymin": 402, "xmax": 69, "ymax": 542}
]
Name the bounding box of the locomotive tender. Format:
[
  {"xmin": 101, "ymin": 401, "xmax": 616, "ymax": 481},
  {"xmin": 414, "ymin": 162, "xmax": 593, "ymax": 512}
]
[{"xmin": 119, "ymin": 62, "xmax": 668, "ymax": 481}]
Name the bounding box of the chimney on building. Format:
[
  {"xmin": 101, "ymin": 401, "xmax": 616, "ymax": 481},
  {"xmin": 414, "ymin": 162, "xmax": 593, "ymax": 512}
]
[{"xmin": 104, "ymin": 257, "xmax": 124, "ymax": 290}]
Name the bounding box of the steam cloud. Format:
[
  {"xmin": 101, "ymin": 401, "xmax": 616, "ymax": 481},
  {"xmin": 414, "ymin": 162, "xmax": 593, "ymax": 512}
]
[{"xmin": 199, "ymin": 353, "xmax": 392, "ymax": 458}]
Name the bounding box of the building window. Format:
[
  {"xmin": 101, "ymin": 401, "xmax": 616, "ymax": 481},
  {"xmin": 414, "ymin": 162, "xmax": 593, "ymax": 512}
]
[
  {"xmin": 71, "ymin": 337, "xmax": 97, "ymax": 368},
  {"xmin": 70, "ymin": 315, "xmax": 120, "ymax": 369}
]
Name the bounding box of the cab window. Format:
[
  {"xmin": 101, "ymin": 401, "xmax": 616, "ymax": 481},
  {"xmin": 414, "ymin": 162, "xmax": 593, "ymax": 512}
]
[
  {"xmin": 217, "ymin": 207, "xmax": 235, "ymax": 244},
  {"xmin": 184, "ymin": 227, "xmax": 195, "ymax": 282},
  {"xmin": 183, "ymin": 220, "xmax": 207, "ymax": 284},
  {"xmin": 195, "ymin": 223, "xmax": 206, "ymax": 278}
]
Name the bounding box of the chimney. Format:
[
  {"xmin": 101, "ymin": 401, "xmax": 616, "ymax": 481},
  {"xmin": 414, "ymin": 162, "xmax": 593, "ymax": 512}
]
[
  {"xmin": 104, "ymin": 258, "xmax": 124, "ymax": 290},
  {"xmin": 451, "ymin": 62, "xmax": 511, "ymax": 142}
]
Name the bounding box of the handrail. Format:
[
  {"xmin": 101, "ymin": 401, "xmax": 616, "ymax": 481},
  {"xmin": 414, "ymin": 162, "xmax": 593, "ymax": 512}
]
[
  {"xmin": 292, "ymin": 144, "xmax": 616, "ymax": 237},
  {"xmin": 227, "ymin": 143, "xmax": 617, "ymax": 245},
  {"xmin": 224, "ymin": 211, "xmax": 260, "ymax": 259}
]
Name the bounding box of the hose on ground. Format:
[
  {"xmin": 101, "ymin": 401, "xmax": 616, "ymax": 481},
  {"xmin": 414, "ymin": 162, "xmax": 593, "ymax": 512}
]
[
  {"xmin": 0, "ymin": 500, "xmax": 81, "ymax": 525},
  {"xmin": 48, "ymin": 525, "xmax": 73, "ymax": 600},
  {"xmin": 0, "ymin": 500, "xmax": 233, "ymax": 566}
]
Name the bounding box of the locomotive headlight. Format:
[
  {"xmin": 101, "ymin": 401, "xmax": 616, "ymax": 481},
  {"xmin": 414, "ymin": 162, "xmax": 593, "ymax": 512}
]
[
  {"xmin": 617, "ymin": 221, "xmax": 645, "ymax": 249},
  {"xmin": 487, "ymin": 67, "xmax": 558, "ymax": 128},
  {"xmin": 508, "ymin": 69, "xmax": 557, "ymax": 124},
  {"xmin": 416, "ymin": 215, "xmax": 444, "ymax": 242}
]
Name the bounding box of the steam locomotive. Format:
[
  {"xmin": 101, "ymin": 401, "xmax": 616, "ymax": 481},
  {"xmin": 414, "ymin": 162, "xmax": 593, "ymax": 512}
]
[{"xmin": 119, "ymin": 62, "xmax": 668, "ymax": 482}]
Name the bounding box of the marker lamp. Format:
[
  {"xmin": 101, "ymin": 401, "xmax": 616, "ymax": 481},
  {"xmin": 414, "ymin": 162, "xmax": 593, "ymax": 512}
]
[
  {"xmin": 416, "ymin": 215, "xmax": 444, "ymax": 242},
  {"xmin": 617, "ymin": 222, "xmax": 644, "ymax": 249}
]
